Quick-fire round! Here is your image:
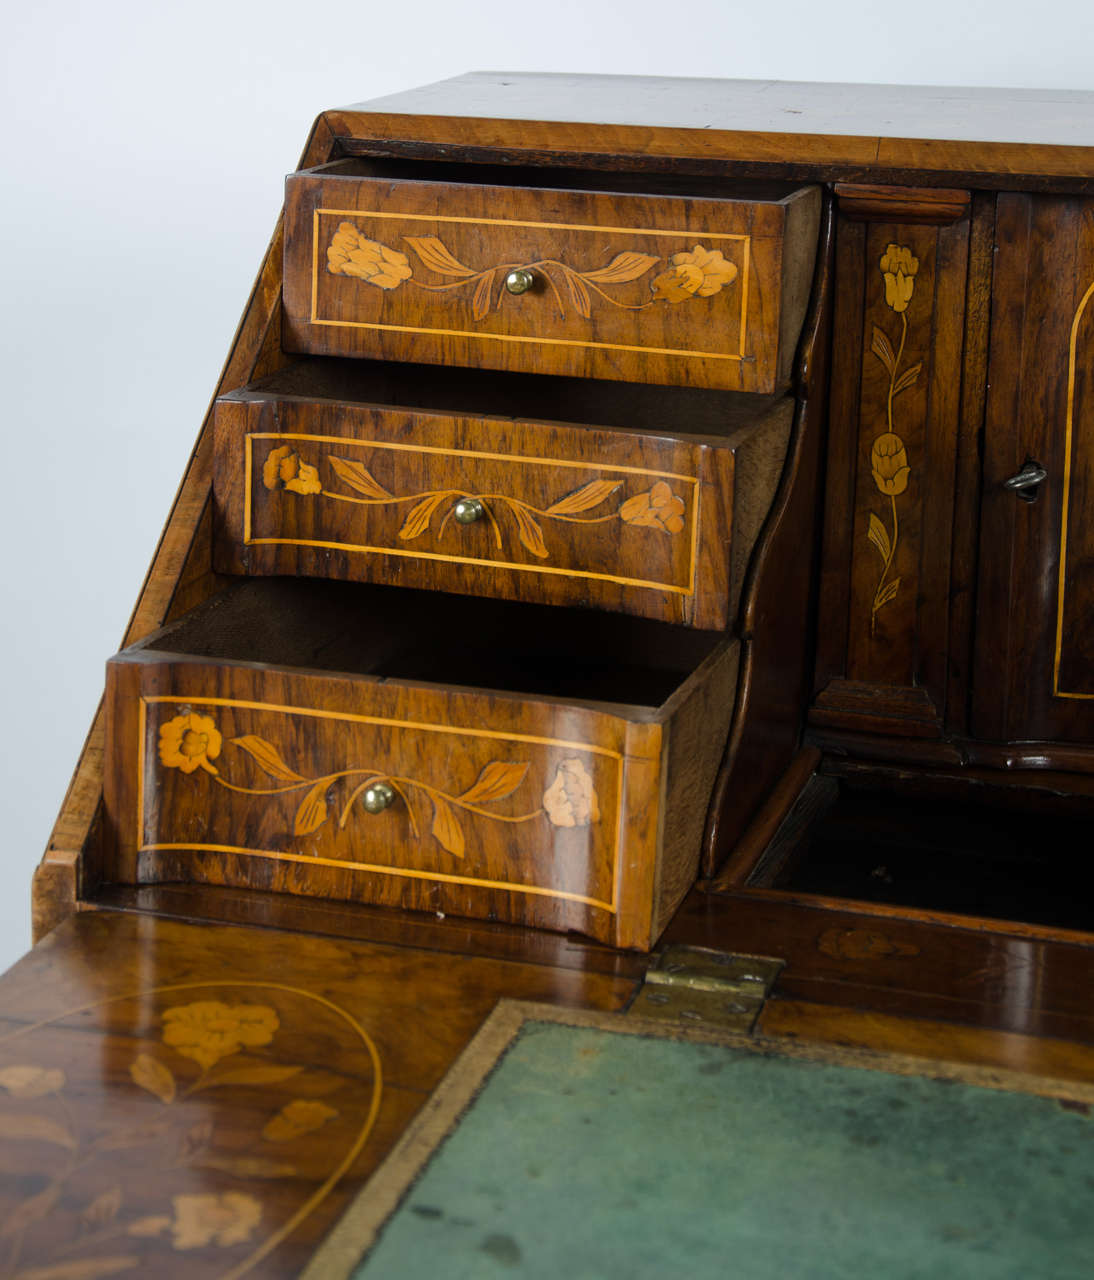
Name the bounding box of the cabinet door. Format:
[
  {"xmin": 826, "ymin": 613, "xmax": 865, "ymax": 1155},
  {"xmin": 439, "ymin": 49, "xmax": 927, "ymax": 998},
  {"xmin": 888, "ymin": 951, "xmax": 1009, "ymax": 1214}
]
[
  {"xmin": 812, "ymin": 186, "xmax": 972, "ymax": 739},
  {"xmin": 974, "ymin": 195, "xmax": 1094, "ymax": 746}
]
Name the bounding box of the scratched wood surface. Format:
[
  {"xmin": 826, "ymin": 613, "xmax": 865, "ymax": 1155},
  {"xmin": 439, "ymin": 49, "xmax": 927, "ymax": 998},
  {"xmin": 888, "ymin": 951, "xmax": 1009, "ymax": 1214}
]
[
  {"xmin": 282, "ymin": 161, "xmax": 821, "ymax": 392},
  {"xmin": 328, "ymin": 73, "xmax": 1094, "ymax": 190}
]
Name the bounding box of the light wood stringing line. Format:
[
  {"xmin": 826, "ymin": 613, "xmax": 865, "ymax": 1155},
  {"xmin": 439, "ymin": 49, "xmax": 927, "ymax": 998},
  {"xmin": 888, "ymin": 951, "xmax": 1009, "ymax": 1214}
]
[
  {"xmin": 1053, "ymin": 276, "xmax": 1094, "ymax": 698},
  {"xmin": 309, "ymin": 209, "xmax": 751, "ymax": 362},
  {"xmin": 243, "ymin": 433, "xmax": 702, "ymax": 597},
  {"xmin": 0, "ymin": 978, "xmax": 384, "ymax": 1280},
  {"xmin": 135, "ymin": 697, "xmax": 627, "ymax": 913},
  {"xmin": 137, "ymin": 845, "xmax": 618, "ymax": 913}
]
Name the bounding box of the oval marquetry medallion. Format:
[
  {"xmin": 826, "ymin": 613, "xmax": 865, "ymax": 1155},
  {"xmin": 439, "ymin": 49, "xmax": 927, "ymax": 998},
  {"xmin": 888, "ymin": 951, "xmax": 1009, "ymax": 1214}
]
[{"xmin": 0, "ymin": 981, "xmax": 382, "ymax": 1279}]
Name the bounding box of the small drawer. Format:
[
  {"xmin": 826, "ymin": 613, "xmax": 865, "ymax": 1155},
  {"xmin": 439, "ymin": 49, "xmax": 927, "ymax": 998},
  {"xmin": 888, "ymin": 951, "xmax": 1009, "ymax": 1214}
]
[
  {"xmin": 103, "ymin": 579, "xmax": 739, "ymax": 951},
  {"xmin": 212, "ymin": 360, "xmax": 793, "ymax": 630},
  {"xmin": 282, "ymin": 160, "xmax": 821, "ymax": 393}
]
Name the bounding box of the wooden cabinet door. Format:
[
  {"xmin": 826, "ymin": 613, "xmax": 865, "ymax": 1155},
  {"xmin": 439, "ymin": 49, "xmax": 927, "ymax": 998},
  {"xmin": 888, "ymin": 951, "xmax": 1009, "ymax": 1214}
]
[
  {"xmin": 811, "ymin": 186, "xmax": 972, "ymax": 740},
  {"xmin": 974, "ymin": 195, "xmax": 1094, "ymax": 747}
]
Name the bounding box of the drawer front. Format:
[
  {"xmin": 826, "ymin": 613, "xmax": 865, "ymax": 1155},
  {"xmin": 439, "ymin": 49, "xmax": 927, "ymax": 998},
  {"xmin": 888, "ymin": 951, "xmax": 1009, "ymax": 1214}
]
[
  {"xmin": 282, "ymin": 171, "xmax": 820, "ymax": 392},
  {"xmin": 105, "ymin": 658, "xmax": 664, "ymax": 949},
  {"xmin": 214, "ymin": 394, "xmax": 749, "ymax": 629}
]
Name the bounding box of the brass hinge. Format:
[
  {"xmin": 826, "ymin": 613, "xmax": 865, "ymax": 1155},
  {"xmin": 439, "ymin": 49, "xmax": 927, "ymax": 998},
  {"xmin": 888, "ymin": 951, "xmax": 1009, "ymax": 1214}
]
[{"xmin": 629, "ymin": 945, "xmax": 784, "ymax": 1033}]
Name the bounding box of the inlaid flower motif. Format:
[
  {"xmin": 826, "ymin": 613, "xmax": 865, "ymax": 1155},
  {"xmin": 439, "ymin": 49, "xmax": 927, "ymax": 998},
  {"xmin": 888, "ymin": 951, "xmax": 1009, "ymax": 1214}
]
[
  {"xmin": 161, "ymin": 1001, "xmax": 279, "ymax": 1071},
  {"xmin": 169, "ymin": 1192, "xmax": 262, "ymax": 1250},
  {"xmin": 158, "ymin": 713, "xmax": 223, "ymax": 776},
  {"xmin": 327, "ymin": 222, "xmax": 413, "ymax": 289},
  {"xmin": 870, "ymin": 432, "xmax": 910, "ymax": 497},
  {"xmin": 0, "ymin": 1065, "xmax": 65, "ymax": 1098},
  {"xmin": 262, "ymin": 1098, "xmax": 339, "ymax": 1142},
  {"xmin": 650, "ymin": 245, "xmax": 738, "ymax": 302},
  {"xmin": 262, "ymin": 445, "xmax": 321, "ymax": 496},
  {"xmin": 543, "ymin": 758, "xmax": 600, "ymax": 828},
  {"xmin": 618, "ymin": 481, "xmax": 686, "ymax": 533},
  {"xmin": 880, "ymin": 244, "xmax": 919, "ymax": 313}
]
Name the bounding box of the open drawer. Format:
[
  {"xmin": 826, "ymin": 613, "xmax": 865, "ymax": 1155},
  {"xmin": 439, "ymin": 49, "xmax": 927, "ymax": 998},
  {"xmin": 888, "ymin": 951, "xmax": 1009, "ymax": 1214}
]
[
  {"xmin": 213, "ymin": 359, "xmax": 792, "ymax": 629},
  {"xmin": 103, "ymin": 578, "xmax": 738, "ymax": 950},
  {"xmin": 282, "ymin": 159, "xmax": 821, "ymax": 392}
]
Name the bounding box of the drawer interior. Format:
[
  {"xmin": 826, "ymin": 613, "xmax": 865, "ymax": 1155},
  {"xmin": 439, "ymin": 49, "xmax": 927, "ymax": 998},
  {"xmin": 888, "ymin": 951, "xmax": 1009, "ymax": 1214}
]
[
  {"xmin": 236, "ymin": 356, "xmax": 784, "ymax": 443},
  {"xmin": 306, "ymin": 156, "xmax": 812, "ymax": 204},
  {"xmin": 139, "ymin": 577, "xmax": 724, "ymax": 709}
]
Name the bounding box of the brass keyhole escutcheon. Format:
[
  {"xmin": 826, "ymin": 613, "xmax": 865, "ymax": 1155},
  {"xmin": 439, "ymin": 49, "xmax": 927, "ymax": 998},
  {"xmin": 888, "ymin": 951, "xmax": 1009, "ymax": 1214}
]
[
  {"xmin": 453, "ymin": 497, "xmax": 486, "ymax": 524},
  {"xmin": 362, "ymin": 781, "xmax": 396, "ymax": 814},
  {"xmin": 504, "ymin": 268, "xmax": 535, "ymax": 295}
]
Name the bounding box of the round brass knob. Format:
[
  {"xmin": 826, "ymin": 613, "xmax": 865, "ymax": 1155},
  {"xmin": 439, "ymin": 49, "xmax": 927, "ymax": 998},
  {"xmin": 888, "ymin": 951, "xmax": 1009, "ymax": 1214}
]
[
  {"xmin": 504, "ymin": 268, "xmax": 535, "ymax": 295},
  {"xmin": 453, "ymin": 497, "xmax": 485, "ymax": 524},
  {"xmin": 361, "ymin": 781, "xmax": 396, "ymax": 814}
]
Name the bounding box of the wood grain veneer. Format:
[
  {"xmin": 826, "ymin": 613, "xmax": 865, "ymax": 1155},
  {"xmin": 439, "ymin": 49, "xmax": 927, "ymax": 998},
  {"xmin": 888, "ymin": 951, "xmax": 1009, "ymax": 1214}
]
[
  {"xmin": 103, "ymin": 579, "xmax": 737, "ymax": 950},
  {"xmin": 282, "ymin": 159, "xmax": 821, "ymax": 392},
  {"xmin": 213, "ymin": 359, "xmax": 792, "ymax": 629}
]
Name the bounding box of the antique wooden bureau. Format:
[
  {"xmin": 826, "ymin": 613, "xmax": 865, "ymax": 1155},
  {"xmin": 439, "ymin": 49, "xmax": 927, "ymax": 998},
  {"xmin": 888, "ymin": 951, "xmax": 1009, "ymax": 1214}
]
[{"xmin": 7, "ymin": 74, "xmax": 1094, "ymax": 1276}]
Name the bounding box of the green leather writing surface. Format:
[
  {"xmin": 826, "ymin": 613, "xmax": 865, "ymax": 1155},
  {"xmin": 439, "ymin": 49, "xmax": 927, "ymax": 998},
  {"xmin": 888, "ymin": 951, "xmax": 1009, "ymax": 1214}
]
[{"xmin": 352, "ymin": 1020, "xmax": 1093, "ymax": 1279}]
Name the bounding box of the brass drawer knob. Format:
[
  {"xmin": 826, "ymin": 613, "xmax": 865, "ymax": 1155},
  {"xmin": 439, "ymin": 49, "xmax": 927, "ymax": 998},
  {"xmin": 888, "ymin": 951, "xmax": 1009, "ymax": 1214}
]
[
  {"xmin": 453, "ymin": 497, "xmax": 486, "ymax": 524},
  {"xmin": 362, "ymin": 781, "xmax": 396, "ymax": 814},
  {"xmin": 504, "ymin": 268, "xmax": 535, "ymax": 295}
]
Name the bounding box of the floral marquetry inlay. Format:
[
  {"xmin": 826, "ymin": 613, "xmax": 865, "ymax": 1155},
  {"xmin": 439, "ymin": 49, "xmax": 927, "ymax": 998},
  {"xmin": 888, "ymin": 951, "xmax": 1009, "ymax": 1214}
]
[
  {"xmin": 326, "ymin": 222, "xmax": 738, "ymax": 320},
  {"xmin": 156, "ymin": 714, "xmax": 601, "ymax": 859},
  {"xmin": 866, "ymin": 243, "xmax": 922, "ymax": 632},
  {"xmin": 261, "ymin": 448, "xmax": 689, "ymax": 561},
  {"xmin": 0, "ymin": 981, "xmax": 381, "ymax": 1279}
]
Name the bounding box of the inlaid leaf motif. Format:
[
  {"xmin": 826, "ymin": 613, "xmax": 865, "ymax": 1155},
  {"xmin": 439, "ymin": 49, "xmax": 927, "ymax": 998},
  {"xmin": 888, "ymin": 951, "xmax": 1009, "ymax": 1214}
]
[
  {"xmin": 472, "ymin": 270, "xmax": 495, "ymax": 320},
  {"xmin": 876, "ymin": 578, "xmax": 901, "ymax": 608},
  {"xmin": 458, "ymin": 761, "xmax": 529, "ymax": 806},
  {"xmin": 229, "ymin": 735, "xmax": 306, "ymax": 784},
  {"xmin": 201, "ymin": 1064, "xmax": 304, "ymax": 1089},
  {"xmin": 1, "ymin": 1184, "xmax": 61, "ymax": 1239},
  {"xmin": 580, "ymin": 251, "xmax": 660, "ymax": 283},
  {"xmin": 545, "ymin": 479, "xmax": 621, "ymax": 516},
  {"xmin": 430, "ymin": 794, "xmax": 465, "ymax": 858},
  {"xmin": 262, "ymin": 1099, "xmax": 339, "ymax": 1143},
  {"xmin": 871, "ymin": 324, "xmax": 896, "ymax": 375},
  {"xmin": 294, "ymin": 780, "xmax": 329, "ymax": 837},
  {"xmin": 892, "ymin": 362, "xmax": 921, "ymax": 395},
  {"xmin": 0, "ymin": 1066, "xmax": 65, "ymax": 1098},
  {"xmin": 129, "ymin": 1054, "xmax": 176, "ymax": 1104},
  {"xmin": 399, "ymin": 492, "xmax": 449, "ymax": 541},
  {"xmin": 328, "ymin": 456, "xmax": 393, "ymax": 500},
  {"xmin": 11, "ymin": 1256, "xmax": 140, "ymax": 1279},
  {"xmin": 507, "ymin": 501, "xmax": 549, "ymax": 558},
  {"xmin": 867, "ymin": 512, "xmax": 891, "ymax": 563},
  {"xmin": 564, "ymin": 270, "xmax": 592, "ymax": 318},
  {"xmin": 92, "ymin": 1120, "xmax": 173, "ymax": 1152},
  {"xmin": 0, "ymin": 1114, "xmax": 76, "ymax": 1150},
  {"xmin": 80, "ymin": 1187, "xmax": 123, "ymax": 1230},
  {"xmin": 405, "ymin": 236, "xmax": 477, "ymax": 278}
]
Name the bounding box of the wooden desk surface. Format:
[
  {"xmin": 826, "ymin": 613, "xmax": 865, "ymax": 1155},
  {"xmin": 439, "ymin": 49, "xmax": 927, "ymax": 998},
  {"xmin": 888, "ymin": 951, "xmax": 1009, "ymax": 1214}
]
[{"xmin": 329, "ymin": 72, "xmax": 1094, "ymax": 188}]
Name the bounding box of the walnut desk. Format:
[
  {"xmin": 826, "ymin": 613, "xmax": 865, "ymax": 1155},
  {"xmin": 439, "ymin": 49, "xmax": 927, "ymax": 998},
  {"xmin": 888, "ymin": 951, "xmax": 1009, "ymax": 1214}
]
[{"xmin": 10, "ymin": 74, "xmax": 1094, "ymax": 1276}]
